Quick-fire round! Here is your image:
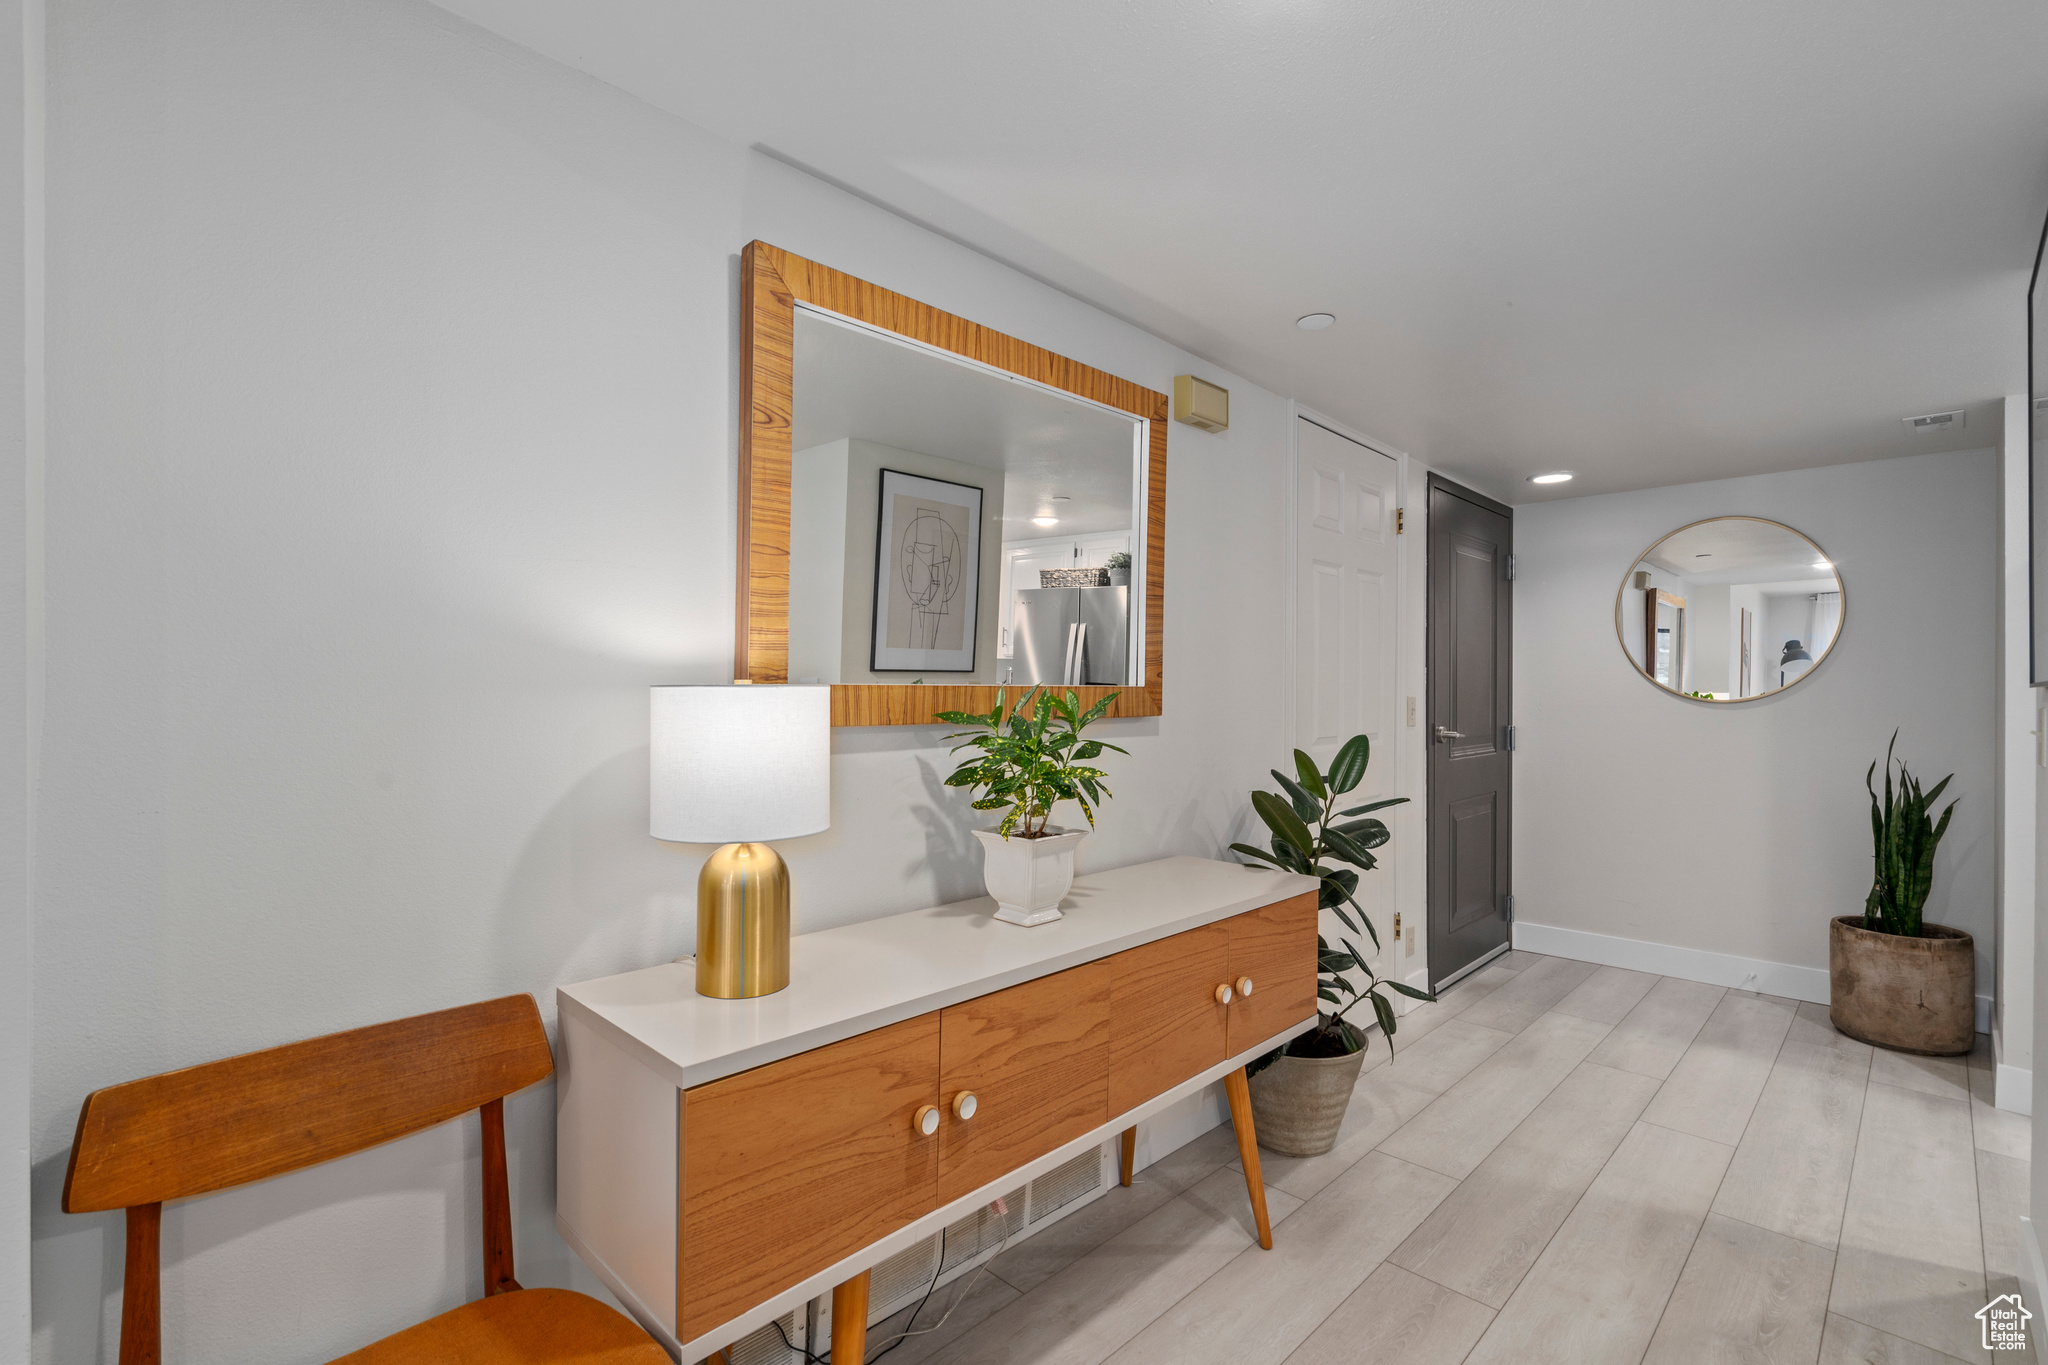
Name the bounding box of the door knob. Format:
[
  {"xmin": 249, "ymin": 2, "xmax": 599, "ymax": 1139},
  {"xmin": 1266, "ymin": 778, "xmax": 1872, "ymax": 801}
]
[
  {"xmin": 1214, "ymin": 983, "xmax": 1234, "ymax": 1005},
  {"xmin": 952, "ymin": 1091, "xmax": 978, "ymax": 1121},
  {"xmin": 913, "ymin": 1105, "xmax": 940, "ymax": 1137},
  {"xmin": 1237, "ymin": 977, "xmax": 1254, "ymax": 997},
  {"xmin": 1434, "ymin": 725, "xmax": 1465, "ymax": 743}
]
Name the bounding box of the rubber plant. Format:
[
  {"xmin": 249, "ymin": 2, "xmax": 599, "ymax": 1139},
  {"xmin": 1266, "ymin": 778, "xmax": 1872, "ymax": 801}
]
[
  {"xmin": 1230, "ymin": 735, "xmax": 1433, "ymax": 1069},
  {"xmin": 1863, "ymin": 730, "xmax": 1957, "ymax": 937},
  {"xmin": 938, "ymin": 686, "xmax": 1126, "ymax": 838}
]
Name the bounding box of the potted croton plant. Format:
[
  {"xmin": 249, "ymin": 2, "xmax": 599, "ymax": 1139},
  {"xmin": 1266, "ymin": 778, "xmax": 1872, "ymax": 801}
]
[
  {"xmin": 1230, "ymin": 735, "xmax": 1430, "ymax": 1156},
  {"xmin": 1830, "ymin": 731, "xmax": 1970, "ymax": 1054},
  {"xmin": 938, "ymin": 687, "xmax": 1124, "ymax": 927}
]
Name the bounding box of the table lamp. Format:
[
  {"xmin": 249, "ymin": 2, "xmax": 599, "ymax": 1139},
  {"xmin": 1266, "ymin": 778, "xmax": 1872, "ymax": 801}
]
[{"xmin": 650, "ymin": 684, "xmax": 830, "ymax": 999}]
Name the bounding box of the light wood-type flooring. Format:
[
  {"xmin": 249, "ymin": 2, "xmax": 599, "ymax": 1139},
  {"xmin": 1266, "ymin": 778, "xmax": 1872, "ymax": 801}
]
[{"xmin": 859, "ymin": 951, "xmax": 2034, "ymax": 1365}]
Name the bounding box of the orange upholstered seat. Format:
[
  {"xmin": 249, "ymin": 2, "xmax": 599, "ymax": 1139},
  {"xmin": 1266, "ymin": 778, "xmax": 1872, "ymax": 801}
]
[{"xmin": 328, "ymin": 1288, "xmax": 668, "ymax": 1365}]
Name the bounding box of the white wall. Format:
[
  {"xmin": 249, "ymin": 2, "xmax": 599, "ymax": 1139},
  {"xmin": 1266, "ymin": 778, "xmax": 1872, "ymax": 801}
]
[
  {"xmin": 787, "ymin": 440, "xmax": 849, "ymax": 685},
  {"xmin": 1688, "ymin": 582, "xmax": 1730, "ymax": 695},
  {"xmin": 3, "ymin": 0, "xmax": 38, "ymax": 1358},
  {"xmin": 28, "ymin": 2, "xmax": 1305, "ymax": 1361},
  {"xmin": 1514, "ymin": 450, "xmax": 1998, "ymax": 999},
  {"xmin": 2034, "ymin": 398, "xmax": 2048, "ymax": 1300},
  {"xmin": 1996, "ymin": 392, "xmax": 2034, "ymax": 1109}
]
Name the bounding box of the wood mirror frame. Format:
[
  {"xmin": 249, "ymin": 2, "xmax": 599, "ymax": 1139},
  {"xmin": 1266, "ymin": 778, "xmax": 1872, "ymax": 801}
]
[{"xmin": 736, "ymin": 241, "xmax": 1168, "ymax": 727}]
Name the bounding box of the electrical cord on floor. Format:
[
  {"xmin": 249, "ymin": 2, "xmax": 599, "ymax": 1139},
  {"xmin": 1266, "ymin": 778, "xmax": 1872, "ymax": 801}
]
[
  {"xmin": 769, "ymin": 1229, "xmax": 950, "ymax": 1365},
  {"xmin": 860, "ymin": 1228, "xmax": 949, "ymax": 1365},
  {"xmin": 767, "ymin": 1209, "xmax": 1012, "ymax": 1365},
  {"xmin": 866, "ymin": 1214, "xmax": 1014, "ymax": 1362},
  {"xmin": 771, "ymin": 1313, "xmax": 825, "ymax": 1365}
]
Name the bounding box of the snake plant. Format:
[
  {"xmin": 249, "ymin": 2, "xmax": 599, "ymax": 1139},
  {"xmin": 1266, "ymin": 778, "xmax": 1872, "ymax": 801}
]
[
  {"xmin": 1863, "ymin": 730, "xmax": 1957, "ymax": 937},
  {"xmin": 1231, "ymin": 735, "xmax": 1433, "ymax": 1064}
]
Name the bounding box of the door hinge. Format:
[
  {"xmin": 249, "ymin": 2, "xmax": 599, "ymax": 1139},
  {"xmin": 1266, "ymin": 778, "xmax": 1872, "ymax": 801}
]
[
  {"xmin": 1504, "ymin": 894, "xmax": 1516, "ymax": 922},
  {"xmin": 1504, "ymin": 724, "xmax": 1517, "ymax": 751},
  {"xmin": 1504, "ymin": 553, "xmax": 1517, "ymax": 581},
  {"xmin": 1396, "ymin": 507, "xmax": 1405, "ymax": 534}
]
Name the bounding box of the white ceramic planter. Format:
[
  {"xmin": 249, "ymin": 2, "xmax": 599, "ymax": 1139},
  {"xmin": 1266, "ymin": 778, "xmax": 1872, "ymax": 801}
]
[{"xmin": 972, "ymin": 826, "xmax": 1089, "ymax": 926}]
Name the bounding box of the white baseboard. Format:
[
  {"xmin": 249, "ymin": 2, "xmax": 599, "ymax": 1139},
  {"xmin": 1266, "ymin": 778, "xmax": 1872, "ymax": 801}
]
[
  {"xmin": 1998, "ymin": 1063, "xmax": 2035, "ymax": 1117},
  {"xmin": 1397, "ymin": 965, "xmax": 1430, "ymax": 1016},
  {"xmin": 2021, "ymin": 1216, "xmax": 2046, "ymax": 1313},
  {"xmin": 1129, "ymin": 1083, "xmax": 1230, "ymax": 1176},
  {"xmin": 1513, "ymin": 920, "xmax": 1993, "ymax": 1036}
]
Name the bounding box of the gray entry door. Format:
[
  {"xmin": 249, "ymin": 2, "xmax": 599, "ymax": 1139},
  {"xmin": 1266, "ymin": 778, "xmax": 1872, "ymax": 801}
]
[{"xmin": 1427, "ymin": 476, "xmax": 1513, "ymax": 988}]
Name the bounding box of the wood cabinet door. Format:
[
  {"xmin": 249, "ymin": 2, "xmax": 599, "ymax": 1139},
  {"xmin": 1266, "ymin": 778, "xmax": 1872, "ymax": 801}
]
[
  {"xmin": 679, "ymin": 1013, "xmax": 939, "ymax": 1342},
  {"xmin": 1226, "ymin": 892, "xmax": 1320, "ymax": 1055},
  {"xmin": 1107, "ymin": 923, "xmax": 1230, "ymax": 1115},
  {"xmin": 938, "ymin": 962, "xmax": 1110, "ymax": 1205}
]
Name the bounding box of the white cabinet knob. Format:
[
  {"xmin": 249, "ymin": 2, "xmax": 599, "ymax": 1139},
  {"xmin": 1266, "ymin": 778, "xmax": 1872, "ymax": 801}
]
[
  {"xmin": 953, "ymin": 1091, "xmax": 978, "ymax": 1121},
  {"xmin": 914, "ymin": 1104, "xmax": 940, "ymax": 1137},
  {"xmin": 1237, "ymin": 977, "xmax": 1254, "ymax": 997},
  {"xmin": 1214, "ymin": 983, "xmax": 1234, "ymax": 1005}
]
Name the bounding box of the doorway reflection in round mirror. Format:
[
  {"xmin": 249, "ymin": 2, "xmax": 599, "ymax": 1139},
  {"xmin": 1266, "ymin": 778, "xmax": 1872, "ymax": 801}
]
[{"xmin": 1615, "ymin": 517, "xmax": 1843, "ymax": 701}]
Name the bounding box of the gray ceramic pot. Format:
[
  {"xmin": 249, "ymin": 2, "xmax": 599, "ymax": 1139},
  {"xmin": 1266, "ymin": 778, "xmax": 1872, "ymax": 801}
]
[
  {"xmin": 1829, "ymin": 915, "xmax": 1974, "ymax": 1056},
  {"xmin": 1246, "ymin": 1048, "xmax": 1367, "ymax": 1156}
]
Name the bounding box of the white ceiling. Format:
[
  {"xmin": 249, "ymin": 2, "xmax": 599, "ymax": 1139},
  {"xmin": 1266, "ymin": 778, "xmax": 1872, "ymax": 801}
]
[
  {"xmin": 792, "ymin": 308, "xmax": 1138, "ymax": 536},
  {"xmin": 431, "ymin": 0, "xmax": 2048, "ymax": 503},
  {"xmin": 1642, "ymin": 517, "xmax": 1837, "ymax": 586}
]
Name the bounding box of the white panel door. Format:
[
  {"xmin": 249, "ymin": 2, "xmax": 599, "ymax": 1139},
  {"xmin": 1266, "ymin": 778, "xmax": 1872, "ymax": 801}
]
[{"xmin": 1294, "ymin": 419, "xmax": 1400, "ymax": 988}]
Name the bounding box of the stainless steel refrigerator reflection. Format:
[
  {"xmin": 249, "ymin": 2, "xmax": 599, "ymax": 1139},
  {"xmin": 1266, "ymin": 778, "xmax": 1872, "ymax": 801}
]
[{"xmin": 1013, "ymin": 586, "xmax": 1128, "ymax": 685}]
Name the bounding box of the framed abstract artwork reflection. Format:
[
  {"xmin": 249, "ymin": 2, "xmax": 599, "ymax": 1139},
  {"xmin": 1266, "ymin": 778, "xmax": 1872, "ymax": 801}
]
[{"xmin": 870, "ymin": 468, "xmax": 982, "ymax": 673}]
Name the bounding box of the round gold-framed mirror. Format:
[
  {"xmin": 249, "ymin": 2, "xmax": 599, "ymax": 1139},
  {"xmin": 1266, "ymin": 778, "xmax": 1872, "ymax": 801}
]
[{"xmin": 1614, "ymin": 516, "xmax": 1843, "ymax": 702}]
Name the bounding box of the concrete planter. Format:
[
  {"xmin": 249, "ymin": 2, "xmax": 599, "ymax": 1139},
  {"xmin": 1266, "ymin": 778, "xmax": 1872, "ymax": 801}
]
[
  {"xmin": 1247, "ymin": 1047, "xmax": 1366, "ymax": 1156},
  {"xmin": 1828, "ymin": 915, "xmax": 1974, "ymax": 1056},
  {"xmin": 973, "ymin": 825, "xmax": 1088, "ymax": 927}
]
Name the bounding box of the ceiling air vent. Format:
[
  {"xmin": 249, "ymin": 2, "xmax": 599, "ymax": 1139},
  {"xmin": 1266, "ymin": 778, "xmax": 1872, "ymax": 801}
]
[{"xmin": 1902, "ymin": 409, "xmax": 1965, "ymax": 432}]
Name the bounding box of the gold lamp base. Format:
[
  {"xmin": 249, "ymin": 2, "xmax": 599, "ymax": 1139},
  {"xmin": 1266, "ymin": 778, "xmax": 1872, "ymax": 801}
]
[{"xmin": 695, "ymin": 842, "xmax": 790, "ymax": 999}]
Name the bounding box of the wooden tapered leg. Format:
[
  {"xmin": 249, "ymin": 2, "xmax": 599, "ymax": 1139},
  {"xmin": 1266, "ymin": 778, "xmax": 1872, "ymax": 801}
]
[
  {"xmin": 832, "ymin": 1270, "xmax": 871, "ymax": 1362},
  {"xmin": 1222, "ymin": 1067, "xmax": 1274, "ymax": 1250},
  {"xmin": 1119, "ymin": 1126, "xmax": 1136, "ymax": 1187}
]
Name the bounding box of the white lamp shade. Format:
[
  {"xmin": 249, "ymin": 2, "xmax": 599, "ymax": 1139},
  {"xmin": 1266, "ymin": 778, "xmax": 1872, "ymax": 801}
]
[{"xmin": 650, "ymin": 685, "xmax": 831, "ymax": 844}]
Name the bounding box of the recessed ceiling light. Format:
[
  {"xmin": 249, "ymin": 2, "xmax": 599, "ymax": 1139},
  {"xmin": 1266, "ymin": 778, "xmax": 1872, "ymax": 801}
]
[
  {"xmin": 1031, "ymin": 516, "xmax": 1060, "ymax": 527},
  {"xmin": 1296, "ymin": 313, "xmax": 1335, "ymax": 331},
  {"xmin": 1527, "ymin": 471, "xmax": 1574, "ymax": 485},
  {"xmin": 1695, "ymin": 553, "xmax": 1712, "ymax": 558},
  {"xmin": 1050, "ymin": 495, "xmax": 1070, "ymax": 503}
]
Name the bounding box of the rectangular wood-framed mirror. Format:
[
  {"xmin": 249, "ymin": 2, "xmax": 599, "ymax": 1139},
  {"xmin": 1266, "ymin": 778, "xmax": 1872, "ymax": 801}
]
[{"xmin": 736, "ymin": 241, "xmax": 1168, "ymax": 726}]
